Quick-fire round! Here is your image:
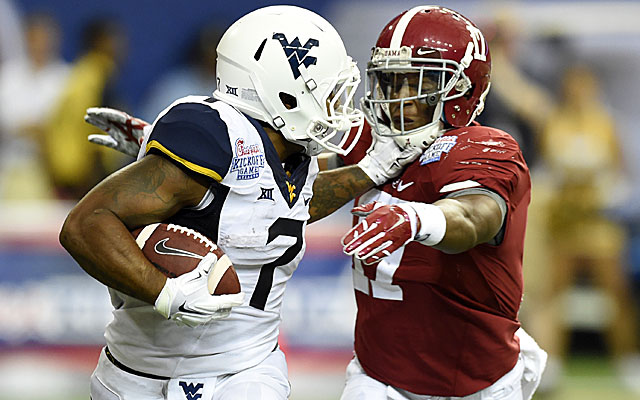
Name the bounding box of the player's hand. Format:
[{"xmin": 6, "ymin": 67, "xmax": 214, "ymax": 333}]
[
  {"xmin": 356, "ymin": 127, "xmax": 422, "ymax": 186},
  {"xmin": 343, "ymin": 201, "xmax": 447, "ymax": 264},
  {"xmin": 154, "ymin": 253, "xmax": 245, "ymax": 327},
  {"xmin": 342, "ymin": 203, "xmax": 418, "ymax": 265},
  {"xmin": 85, "ymin": 107, "xmax": 150, "ymax": 157}
]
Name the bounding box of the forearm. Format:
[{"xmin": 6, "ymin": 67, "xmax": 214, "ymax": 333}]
[
  {"xmin": 428, "ymin": 196, "xmax": 502, "ymax": 254},
  {"xmin": 60, "ymin": 210, "xmax": 165, "ymax": 303},
  {"xmin": 309, "ymin": 165, "xmax": 374, "ymax": 223},
  {"xmin": 59, "ymin": 155, "xmax": 207, "ymax": 304},
  {"xmin": 60, "ymin": 206, "xmax": 166, "ymax": 304},
  {"xmin": 429, "ymin": 199, "xmax": 478, "ymax": 254}
]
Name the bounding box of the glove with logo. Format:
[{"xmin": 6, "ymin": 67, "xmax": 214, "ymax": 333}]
[
  {"xmin": 342, "ymin": 201, "xmax": 446, "ymax": 265},
  {"xmin": 85, "ymin": 107, "xmax": 150, "ymax": 157},
  {"xmin": 356, "ymin": 109, "xmax": 422, "ymax": 185},
  {"xmin": 154, "ymin": 253, "xmax": 245, "ymax": 327}
]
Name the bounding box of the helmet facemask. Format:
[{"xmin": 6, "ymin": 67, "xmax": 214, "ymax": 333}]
[
  {"xmin": 364, "ymin": 46, "xmax": 470, "ymax": 149},
  {"xmin": 297, "ymin": 60, "xmax": 364, "ymax": 156}
]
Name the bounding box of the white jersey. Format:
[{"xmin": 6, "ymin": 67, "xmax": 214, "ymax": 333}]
[{"xmin": 104, "ymin": 96, "xmax": 318, "ymax": 378}]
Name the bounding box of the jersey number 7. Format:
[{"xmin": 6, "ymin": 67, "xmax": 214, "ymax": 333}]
[{"xmin": 249, "ymin": 218, "xmax": 304, "ymax": 310}]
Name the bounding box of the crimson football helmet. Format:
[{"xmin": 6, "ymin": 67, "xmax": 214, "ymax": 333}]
[{"xmin": 363, "ymin": 6, "xmax": 491, "ymax": 149}]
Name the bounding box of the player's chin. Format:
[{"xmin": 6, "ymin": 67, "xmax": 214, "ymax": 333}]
[{"xmin": 391, "ymin": 117, "xmax": 421, "ymax": 131}]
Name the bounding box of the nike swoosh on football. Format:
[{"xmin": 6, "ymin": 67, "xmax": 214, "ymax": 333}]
[
  {"xmin": 396, "ymin": 181, "xmax": 414, "ymax": 192},
  {"xmin": 178, "ymin": 302, "xmax": 207, "ymax": 315},
  {"xmin": 154, "ymin": 238, "xmax": 203, "ymax": 259}
]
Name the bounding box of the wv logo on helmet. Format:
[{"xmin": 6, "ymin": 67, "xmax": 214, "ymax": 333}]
[{"xmin": 272, "ymin": 33, "xmax": 319, "ymax": 79}]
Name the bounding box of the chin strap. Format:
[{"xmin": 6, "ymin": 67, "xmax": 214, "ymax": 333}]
[{"xmin": 361, "ymin": 98, "xmax": 445, "ymax": 151}]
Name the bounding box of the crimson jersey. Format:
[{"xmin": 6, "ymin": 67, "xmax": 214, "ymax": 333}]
[{"xmin": 345, "ymin": 122, "xmax": 530, "ymax": 396}]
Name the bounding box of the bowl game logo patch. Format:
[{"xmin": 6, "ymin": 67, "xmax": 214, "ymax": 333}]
[
  {"xmin": 420, "ymin": 136, "xmax": 457, "ymax": 165},
  {"xmin": 231, "ymin": 138, "xmax": 265, "ymax": 180}
]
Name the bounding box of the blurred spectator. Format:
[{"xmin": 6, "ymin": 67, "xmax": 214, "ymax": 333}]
[
  {"xmin": 538, "ymin": 63, "xmax": 640, "ymax": 393},
  {"xmin": 477, "ymin": 13, "xmax": 640, "ymax": 394},
  {"xmin": 477, "ymin": 13, "xmax": 557, "ymax": 169},
  {"xmin": 139, "ymin": 23, "xmax": 222, "ymax": 121},
  {"xmin": 0, "ymin": 12, "xmax": 70, "ymax": 200},
  {"xmin": 0, "ymin": 0, "xmax": 26, "ymax": 64},
  {"xmin": 43, "ymin": 17, "xmax": 128, "ymax": 200},
  {"xmin": 476, "ymin": 16, "xmax": 558, "ymax": 375}
]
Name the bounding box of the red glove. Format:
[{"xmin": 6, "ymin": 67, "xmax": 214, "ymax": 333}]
[{"xmin": 342, "ymin": 202, "xmax": 417, "ymax": 265}]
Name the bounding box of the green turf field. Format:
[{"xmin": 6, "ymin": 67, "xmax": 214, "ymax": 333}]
[{"xmin": 532, "ymin": 356, "xmax": 640, "ymax": 400}]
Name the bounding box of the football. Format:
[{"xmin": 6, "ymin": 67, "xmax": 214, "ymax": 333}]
[{"xmin": 131, "ymin": 223, "xmax": 241, "ymax": 295}]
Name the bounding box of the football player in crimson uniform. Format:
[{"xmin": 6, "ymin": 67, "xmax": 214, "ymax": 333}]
[
  {"xmin": 60, "ymin": 6, "xmax": 420, "ymax": 400},
  {"xmin": 339, "ymin": 6, "xmax": 546, "ymax": 400}
]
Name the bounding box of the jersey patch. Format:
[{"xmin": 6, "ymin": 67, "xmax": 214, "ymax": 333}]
[
  {"xmin": 230, "ymin": 138, "xmax": 265, "ymax": 180},
  {"xmin": 258, "ymin": 187, "xmax": 275, "ymax": 201},
  {"xmin": 420, "ymin": 135, "xmax": 457, "ymax": 165}
]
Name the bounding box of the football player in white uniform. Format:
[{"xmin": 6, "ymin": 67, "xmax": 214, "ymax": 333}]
[{"xmin": 60, "ymin": 6, "xmax": 419, "ymax": 400}]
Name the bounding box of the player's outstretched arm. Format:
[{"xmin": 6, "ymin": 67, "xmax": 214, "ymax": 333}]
[
  {"xmin": 60, "ymin": 154, "xmax": 243, "ymax": 324},
  {"xmin": 432, "ymin": 195, "xmax": 504, "ymax": 253},
  {"xmin": 342, "ymin": 194, "xmax": 503, "ymax": 264},
  {"xmin": 308, "ymin": 133, "xmax": 422, "ymax": 223}
]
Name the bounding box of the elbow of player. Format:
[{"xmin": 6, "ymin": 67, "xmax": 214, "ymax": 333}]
[
  {"xmin": 59, "ymin": 207, "xmax": 84, "ymax": 252},
  {"xmin": 59, "ymin": 205, "xmax": 105, "ymax": 253}
]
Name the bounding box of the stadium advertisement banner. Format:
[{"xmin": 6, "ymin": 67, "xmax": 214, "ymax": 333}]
[{"xmin": 0, "ymin": 233, "xmax": 355, "ymax": 349}]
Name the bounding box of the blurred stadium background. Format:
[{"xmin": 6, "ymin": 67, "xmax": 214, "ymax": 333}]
[{"xmin": 1, "ymin": 0, "xmax": 640, "ymax": 399}]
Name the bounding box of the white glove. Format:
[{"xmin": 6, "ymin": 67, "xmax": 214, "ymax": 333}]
[
  {"xmin": 154, "ymin": 253, "xmax": 245, "ymax": 327},
  {"xmin": 85, "ymin": 107, "xmax": 151, "ymax": 157},
  {"xmin": 357, "ymin": 103, "xmax": 422, "ymax": 185},
  {"xmin": 357, "ymin": 131, "xmax": 422, "ymax": 185}
]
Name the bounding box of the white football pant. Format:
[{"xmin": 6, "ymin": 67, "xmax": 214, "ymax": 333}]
[{"xmin": 90, "ymin": 347, "xmax": 290, "ymax": 400}]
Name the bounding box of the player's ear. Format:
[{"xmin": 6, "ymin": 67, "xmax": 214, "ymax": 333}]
[{"xmin": 279, "ymin": 92, "xmax": 297, "ymax": 110}]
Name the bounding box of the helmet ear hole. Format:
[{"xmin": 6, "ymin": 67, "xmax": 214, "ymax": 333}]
[
  {"xmin": 279, "ymin": 92, "xmax": 298, "ymax": 110},
  {"xmin": 463, "ymin": 84, "xmax": 475, "ymax": 100}
]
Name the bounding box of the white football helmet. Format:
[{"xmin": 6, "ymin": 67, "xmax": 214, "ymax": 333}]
[{"xmin": 213, "ymin": 5, "xmax": 363, "ymax": 156}]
